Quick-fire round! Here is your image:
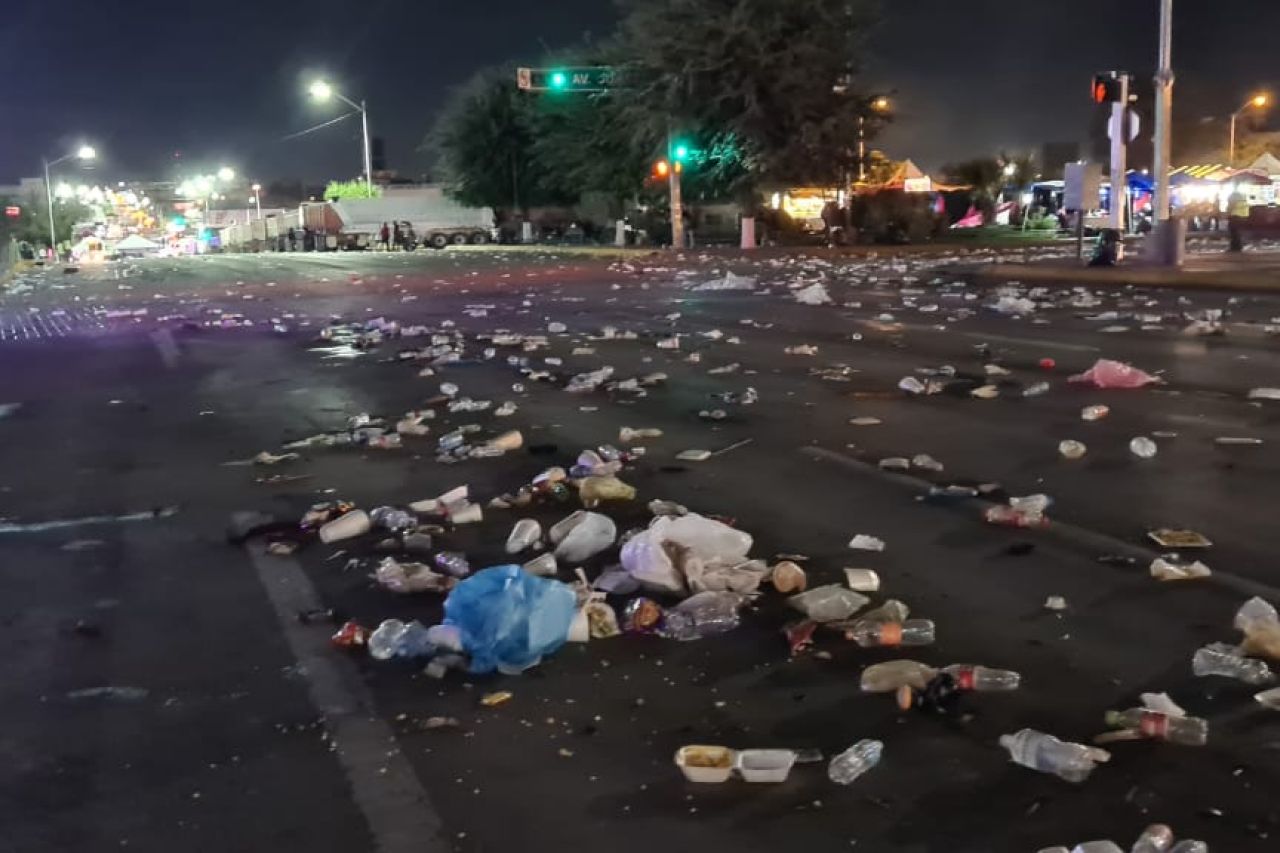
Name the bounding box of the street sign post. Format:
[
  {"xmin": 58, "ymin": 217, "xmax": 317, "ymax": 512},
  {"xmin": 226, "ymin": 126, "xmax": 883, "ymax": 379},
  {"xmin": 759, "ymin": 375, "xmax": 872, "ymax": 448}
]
[
  {"xmin": 516, "ymin": 67, "xmax": 615, "ymax": 92},
  {"xmin": 1065, "ymin": 162, "xmax": 1103, "ymax": 261}
]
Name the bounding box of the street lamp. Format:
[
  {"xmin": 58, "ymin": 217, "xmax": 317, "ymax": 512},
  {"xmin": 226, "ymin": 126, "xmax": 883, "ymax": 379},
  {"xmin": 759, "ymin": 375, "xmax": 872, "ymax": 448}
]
[
  {"xmin": 251, "ymin": 183, "xmax": 262, "ymax": 220},
  {"xmin": 217, "ymin": 166, "xmax": 235, "ymax": 182},
  {"xmin": 42, "ymin": 144, "xmax": 96, "ymax": 259},
  {"xmin": 858, "ymin": 97, "xmax": 891, "ymax": 182},
  {"xmin": 309, "ymin": 79, "xmax": 373, "ymax": 193},
  {"xmin": 1230, "ymin": 93, "xmax": 1270, "ymax": 166}
]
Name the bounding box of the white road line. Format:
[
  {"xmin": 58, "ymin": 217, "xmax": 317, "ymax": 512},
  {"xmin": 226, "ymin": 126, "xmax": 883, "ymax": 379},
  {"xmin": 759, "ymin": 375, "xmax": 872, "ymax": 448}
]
[
  {"xmin": 962, "ymin": 331, "xmax": 1101, "ymax": 352},
  {"xmin": 245, "ymin": 543, "xmax": 447, "ymax": 853}
]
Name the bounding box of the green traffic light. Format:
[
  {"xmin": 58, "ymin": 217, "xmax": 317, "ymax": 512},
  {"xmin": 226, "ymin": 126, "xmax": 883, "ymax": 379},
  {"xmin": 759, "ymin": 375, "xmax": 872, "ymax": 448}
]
[
  {"xmin": 673, "ymin": 144, "xmax": 690, "ymax": 161},
  {"xmin": 550, "ymin": 71, "xmax": 568, "ymax": 89}
]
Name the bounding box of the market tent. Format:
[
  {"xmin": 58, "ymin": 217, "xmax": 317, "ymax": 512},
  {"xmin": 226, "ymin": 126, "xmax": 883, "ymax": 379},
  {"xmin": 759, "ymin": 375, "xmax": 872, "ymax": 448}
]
[
  {"xmin": 115, "ymin": 234, "xmax": 161, "ymax": 251},
  {"xmin": 1248, "ymin": 152, "xmax": 1280, "ymax": 177}
]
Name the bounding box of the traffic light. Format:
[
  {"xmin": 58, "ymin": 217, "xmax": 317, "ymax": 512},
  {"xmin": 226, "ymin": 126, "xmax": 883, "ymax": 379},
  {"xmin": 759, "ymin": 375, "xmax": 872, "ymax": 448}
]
[
  {"xmin": 1092, "ymin": 74, "xmax": 1124, "ymax": 104},
  {"xmin": 673, "ymin": 143, "xmax": 690, "ymax": 162},
  {"xmin": 549, "ymin": 70, "xmax": 568, "ymax": 90}
]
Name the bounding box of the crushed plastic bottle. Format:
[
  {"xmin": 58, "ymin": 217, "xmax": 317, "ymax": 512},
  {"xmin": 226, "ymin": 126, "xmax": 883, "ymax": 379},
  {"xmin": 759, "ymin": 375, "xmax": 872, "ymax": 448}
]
[
  {"xmin": 1130, "ymin": 824, "xmax": 1175, "ymax": 853},
  {"xmin": 860, "ymin": 660, "xmax": 937, "ymax": 693},
  {"xmin": 659, "ymin": 591, "xmax": 743, "ymax": 641},
  {"xmin": 1192, "ymin": 642, "xmax": 1274, "ymax": 685},
  {"xmin": 847, "ymin": 619, "xmax": 935, "ymax": 648},
  {"xmin": 369, "ymin": 506, "xmax": 417, "ymax": 532},
  {"xmin": 1130, "ymin": 436, "xmax": 1158, "ymax": 459},
  {"xmin": 505, "ymin": 519, "xmax": 542, "ymax": 554},
  {"xmin": 943, "ymin": 664, "xmax": 1021, "ymax": 692},
  {"xmin": 999, "ymin": 728, "xmax": 1110, "ymax": 783},
  {"xmin": 827, "ymin": 739, "xmax": 883, "ymax": 785},
  {"xmin": 433, "ymin": 551, "xmax": 472, "ymax": 578},
  {"xmin": 368, "ymin": 619, "xmax": 436, "ymax": 660},
  {"xmin": 1081, "ymin": 405, "xmax": 1111, "ymax": 422},
  {"xmin": 787, "ymin": 585, "xmax": 870, "ymax": 622},
  {"xmin": 1105, "ymin": 709, "xmax": 1207, "ymax": 745}
]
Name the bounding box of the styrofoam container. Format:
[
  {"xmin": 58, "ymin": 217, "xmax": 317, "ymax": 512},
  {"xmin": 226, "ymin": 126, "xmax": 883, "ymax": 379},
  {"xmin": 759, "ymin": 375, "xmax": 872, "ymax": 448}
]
[
  {"xmin": 736, "ymin": 749, "xmax": 796, "ymax": 783},
  {"xmin": 674, "ymin": 745, "xmax": 734, "ymax": 783}
]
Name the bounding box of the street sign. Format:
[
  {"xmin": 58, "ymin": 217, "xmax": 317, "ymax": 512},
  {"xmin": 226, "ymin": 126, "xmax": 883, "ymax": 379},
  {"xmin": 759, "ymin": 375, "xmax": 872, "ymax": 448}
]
[
  {"xmin": 516, "ymin": 66, "xmax": 615, "ymax": 92},
  {"xmin": 1064, "ymin": 162, "xmax": 1102, "ymax": 211},
  {"xmin": 1106, "ymin": 110, "xmax": 1142, "ymax": 142}
]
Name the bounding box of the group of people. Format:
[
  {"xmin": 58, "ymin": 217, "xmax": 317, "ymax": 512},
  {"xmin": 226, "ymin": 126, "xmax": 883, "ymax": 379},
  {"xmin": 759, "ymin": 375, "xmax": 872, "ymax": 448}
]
[{"xmin": 377, "ymin": 221, "xmax": 416, "ymax": 251}]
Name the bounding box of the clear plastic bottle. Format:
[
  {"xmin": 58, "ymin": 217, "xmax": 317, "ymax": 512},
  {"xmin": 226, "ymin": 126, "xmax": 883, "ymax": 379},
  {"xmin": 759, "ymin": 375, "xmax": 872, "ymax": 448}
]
[
  {"xmin": 1193, "ymin": 642, "xmax": 1275, "ymax": 685},
  {"xmin": 943, "ymin": 664, "xmax": 1021, "ymax": 692},
  {"xmin": 848, "ymin": 619, "xmax": 935, "ymax": 648},
  {"xmin": 1130, "ymin": 824, "xmax": 1174, "ymax": 853},
  {"xmin": 999, "ymin": 728, "xmax": 1108, "ymax": 783},
  {"xmin": 827, "ymin": 739, "xmax": 883, "ymax": 785},
  {"xmin": 433, "ymin": 551, "xmax": 472, "ymax": 578},
  {"xmin": 860, "ymin": 660, "xmax": 937, "ymax": 693},
  {"xmin": 1081, "ymin": 405, "xmax": 1111, "ymax": 422},
  {"xmin": 1105, "ymin": 709, "xmax": 1208, "ymax": 745},
  {"xmin": 659, "ymin": 591, "xmax": 742, "ymax": 641}
]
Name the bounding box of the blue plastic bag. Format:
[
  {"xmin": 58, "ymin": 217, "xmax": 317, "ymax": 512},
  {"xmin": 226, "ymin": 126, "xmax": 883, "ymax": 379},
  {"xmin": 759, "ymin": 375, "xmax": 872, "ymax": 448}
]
[{"xmin": 443, "ymin": 565, "xmax": 577, "ymax": 675}]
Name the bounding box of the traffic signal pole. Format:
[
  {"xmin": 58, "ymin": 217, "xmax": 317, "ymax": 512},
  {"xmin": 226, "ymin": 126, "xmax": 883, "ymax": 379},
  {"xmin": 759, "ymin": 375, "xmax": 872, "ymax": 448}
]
[
  {"xmin": 1109, "ymin": 74, "xmax": 1130, "ymax": 232},
  {"xmin": 1152, "ymin": 0, "xmax": 1174, "ymax": 224},
  {"xmin": 668, "ymin": 131, "xmax": 685, "ymax": 249}
]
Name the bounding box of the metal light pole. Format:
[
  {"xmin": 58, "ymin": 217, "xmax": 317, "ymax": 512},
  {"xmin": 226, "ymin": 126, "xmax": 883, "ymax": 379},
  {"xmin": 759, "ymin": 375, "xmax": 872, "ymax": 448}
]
[
  {"xmin": 1229, "ymin": 94, "xmax": 1269, "ymax": 166},
  {"xmin": 310, "ymin": 81, "xmax": 373, "ymax": 192},
  {"xmin": 42, "ymin": 145, "xmax": 95, "ymax": 259},
  {"xmin": 1152, "ymin": 0, "xmax": 1174, "ymax": 225},
  {"xmin": 857, "ymin": 97, "xmax": 891, "ymax": 184},
  {"xmin": 251, "ymin": 183, "xmax": 262, "ymax": 220},
  {"xmin": 1108, "ymin": 73, "xmax": 1131, "ymax": 232}
]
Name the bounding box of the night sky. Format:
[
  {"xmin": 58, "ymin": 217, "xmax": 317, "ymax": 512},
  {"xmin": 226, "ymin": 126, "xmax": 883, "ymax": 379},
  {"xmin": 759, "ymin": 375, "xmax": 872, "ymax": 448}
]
[{"xmin": 2, "ymin": 0, "xmax": 1277, "ymax": 185}]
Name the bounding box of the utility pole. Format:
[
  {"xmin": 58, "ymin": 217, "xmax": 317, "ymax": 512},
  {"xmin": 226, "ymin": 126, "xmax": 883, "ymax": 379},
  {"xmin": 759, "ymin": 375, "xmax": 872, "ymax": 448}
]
[{"xmin": 1109, "ymin": 73, "xmax": 1131, "ymax": 233}]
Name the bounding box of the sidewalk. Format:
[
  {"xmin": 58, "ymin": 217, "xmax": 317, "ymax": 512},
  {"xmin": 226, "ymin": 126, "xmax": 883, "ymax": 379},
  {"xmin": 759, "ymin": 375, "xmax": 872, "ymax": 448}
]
[{"xmin": 953, "ymin": 247, "xmax": 1280, "ymax": 292}]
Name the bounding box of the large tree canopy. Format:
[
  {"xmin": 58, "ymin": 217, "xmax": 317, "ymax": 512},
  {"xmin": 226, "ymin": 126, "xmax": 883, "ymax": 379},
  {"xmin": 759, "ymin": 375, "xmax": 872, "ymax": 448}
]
[{"xmin": 615, "ymin": 0, "xmax": 880, "ymax": 190}]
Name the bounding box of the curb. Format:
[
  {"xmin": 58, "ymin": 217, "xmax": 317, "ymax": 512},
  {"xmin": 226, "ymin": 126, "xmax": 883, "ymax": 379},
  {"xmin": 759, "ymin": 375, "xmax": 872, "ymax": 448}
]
[{"xmin": 949, "ymin": 262, "xmax": 1280, "ymax": 294}]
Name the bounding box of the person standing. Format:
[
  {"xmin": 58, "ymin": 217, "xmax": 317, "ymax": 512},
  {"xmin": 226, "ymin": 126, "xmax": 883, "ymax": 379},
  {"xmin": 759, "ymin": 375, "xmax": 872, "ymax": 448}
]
[
  {"xmin": 378, "ymin": 221, "xmax": 391, "ymax": 251},
  {"xmin": 1227, "ymin": 187, "xmax": 1250, "ymax": 252},
  {"xmin": 392, "ymin": 222, "xmax": 403, "ymax": 251}
]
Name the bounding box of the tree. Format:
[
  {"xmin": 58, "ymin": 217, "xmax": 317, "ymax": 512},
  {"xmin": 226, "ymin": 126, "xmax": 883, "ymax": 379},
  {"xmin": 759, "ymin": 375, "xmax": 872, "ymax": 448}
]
[
  {"xmin": 615, "ymin": 0, "xmax": 880, "ymax": 193},
  {"xmin": 427, "ymin": 69, "xmax": 573, "ymax": 218},
  {"xmin": 323, "ymin": 180, "xmax": 380, "ymax": 201},
  {"xmin": 0, "ymin": 193, "xmax": 92, "ymax": 249},
  {"xmin": 943, "ymin": 157, "xmax": 1003, "ymax": 219}
]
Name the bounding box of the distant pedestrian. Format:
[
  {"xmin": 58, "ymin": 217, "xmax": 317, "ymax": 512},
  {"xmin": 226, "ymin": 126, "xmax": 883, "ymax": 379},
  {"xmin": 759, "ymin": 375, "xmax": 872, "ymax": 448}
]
[
  {"xmin": 1227, "ymin": 187, "xmax": 1249, "ymax": 252},
  {"xmin": 392, "ymin": 222, "xmax": 403, "ymax": 251},
  {"xmin": 379, "ymin": 222, "xmax": 391, "ymax": 251},
  {"xmin": 287, "ymin": 227, "xmax": 297, "ymax": 252}
]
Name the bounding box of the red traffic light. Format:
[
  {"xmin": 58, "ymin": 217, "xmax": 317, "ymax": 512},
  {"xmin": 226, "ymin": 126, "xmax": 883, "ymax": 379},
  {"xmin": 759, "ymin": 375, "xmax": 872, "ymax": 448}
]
[{"xmin": 1092, "ymin": 80, "xmax": 1108, "ymax": 104}]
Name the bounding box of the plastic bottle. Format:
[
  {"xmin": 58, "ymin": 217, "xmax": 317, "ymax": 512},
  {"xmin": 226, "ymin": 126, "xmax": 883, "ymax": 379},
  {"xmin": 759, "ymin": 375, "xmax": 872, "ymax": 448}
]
[
  {"xmin": 943, "ymin": 664, "xmax": 1021, "ymax": 692},
  {"xmin": 659, "ymin": 591, "xmax": 742, "ymax": 641},
  {"xmin": 1081, "ymin": 405, "xmax": 1110, "ymax": 422},
  {"xmin": 1193, "ymin": 642, "xmax": 1275, "ymax": 685},
  {"xmin": 848, "ymin": 619, "xmax": 935, "ymax": 648},
  {"xmin": 1105, "ymin": 709, "xmax": 1207, "ymax": 745},
  {"xmin": 1023, "ymin": 381, "xmax": 1051, "ymax": 397},
  {"xmin": 827, "ymin": 739, "xmax": 883, "ymax": 785},
  {"xmin": 1130, "ymin": 436, "xmax": 1158, "ymax": 459},
  {"xmin": 984, "ymin": 505, "xmax": 1049, "ymax": 528},
  {"xmin": 999, "ymin": 729, "xmax": 1108, "ymax": 783},
  {"xmin": 433, "ymin": 551, "xmax": 472, "ymax": 578},
  {"xmin": 1131, "ymin": 824, "xmax": 1174, "ymax": 853},
  {"xmin": 505, "ymin": 519, "xmax": 542, "ymax": 554},
  {"xmin": 860, "ymin": 660, "xmax": 937, "ymax": 693}
]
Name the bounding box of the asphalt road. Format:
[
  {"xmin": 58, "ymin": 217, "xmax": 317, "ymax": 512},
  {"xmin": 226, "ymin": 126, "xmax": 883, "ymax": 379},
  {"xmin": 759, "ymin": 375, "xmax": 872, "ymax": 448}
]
[{"xmin": 1, "ymin": 246, "xmax": 1279, "ymax": 852}]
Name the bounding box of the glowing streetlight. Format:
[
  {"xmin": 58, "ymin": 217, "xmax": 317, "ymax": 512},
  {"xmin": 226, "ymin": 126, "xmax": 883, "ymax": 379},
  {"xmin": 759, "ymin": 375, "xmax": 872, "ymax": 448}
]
[
  {"xmin": 307, "ymin": 79, "xmax": 373, "ymax": 193},
  {"xmin": 1230, "ymin": 93, "xmax": 1271, "ymax": 166},
  {"xmin": 871, "ymin": 96, "xmax": 891, "ymax": 112},
  {"xmin": 250, "ymin": 183, "xmax": 262, "ymax": 220},
  {"xmin": 217, "ymin": 166, "xmax": 235, "ymax": 182},
  {"xmin": 42, "ymin": 143, "xmax": 97, "ymax": 258}
]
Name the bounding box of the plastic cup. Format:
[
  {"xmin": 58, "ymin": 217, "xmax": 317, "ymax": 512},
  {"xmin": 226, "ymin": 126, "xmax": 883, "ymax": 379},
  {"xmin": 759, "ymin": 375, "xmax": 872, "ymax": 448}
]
[
  {"xmin": 843, "ymin": 568, "xmax": 881, "ymax": 592},
  {"xmin": 319, "ymin": 509, "xmax": 371, "ymax": 543}
]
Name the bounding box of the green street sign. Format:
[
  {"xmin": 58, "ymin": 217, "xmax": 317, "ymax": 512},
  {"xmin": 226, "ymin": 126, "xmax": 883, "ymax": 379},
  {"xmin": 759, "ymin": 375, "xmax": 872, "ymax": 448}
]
[{"xmin": 517, "ymin": 67, "xmax": 615, "ymax": 92}]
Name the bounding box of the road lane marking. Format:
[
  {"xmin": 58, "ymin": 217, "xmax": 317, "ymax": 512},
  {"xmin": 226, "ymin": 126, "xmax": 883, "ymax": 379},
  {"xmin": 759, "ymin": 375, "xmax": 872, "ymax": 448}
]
[{"xmin": 246, "ymin": 542, "xmax": 447, "ymax": 853}]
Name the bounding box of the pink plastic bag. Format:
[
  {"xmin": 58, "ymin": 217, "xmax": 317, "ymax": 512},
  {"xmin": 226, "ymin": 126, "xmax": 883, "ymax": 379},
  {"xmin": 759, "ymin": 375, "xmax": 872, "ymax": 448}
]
[{"xmin": 1068, "ymin": 359, "xmax": 1160, "ymax": 389}]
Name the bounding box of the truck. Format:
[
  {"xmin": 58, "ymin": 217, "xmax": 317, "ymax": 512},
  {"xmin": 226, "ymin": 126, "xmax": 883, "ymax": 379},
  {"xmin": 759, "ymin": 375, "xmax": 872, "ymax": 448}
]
[{"xmin": 301, "ymin": 185, "xmax": 497, "ymax": 250}]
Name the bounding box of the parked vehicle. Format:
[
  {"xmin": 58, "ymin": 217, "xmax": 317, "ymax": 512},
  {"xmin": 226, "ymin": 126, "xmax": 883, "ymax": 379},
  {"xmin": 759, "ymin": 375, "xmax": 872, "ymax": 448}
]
[{"xmin": 302, "ymin": 186, "xmax": 496, "ymax": 250}]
